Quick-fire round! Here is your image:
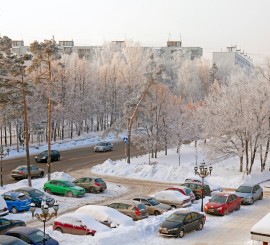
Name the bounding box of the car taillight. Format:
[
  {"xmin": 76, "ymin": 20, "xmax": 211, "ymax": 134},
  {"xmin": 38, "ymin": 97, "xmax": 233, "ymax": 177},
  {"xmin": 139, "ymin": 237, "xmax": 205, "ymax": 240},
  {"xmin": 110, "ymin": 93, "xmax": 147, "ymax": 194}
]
[
  {"xmin": 203, "ymin": 215, "xmax": 206, "ymax": 222},
  {"xmin": 94, "ymin": 183, "xmax": 100, "ymax": 186},
  {"xmin": 4, "ymin": 207, "xmax": 8, "ymax": 211},
  {"xmin": 135, "ymin": 207, "xmax": 141, "ymax": 216},
  {"xmin": 18, "ymin": 171, "xmax": 24, "ymax": 175}
]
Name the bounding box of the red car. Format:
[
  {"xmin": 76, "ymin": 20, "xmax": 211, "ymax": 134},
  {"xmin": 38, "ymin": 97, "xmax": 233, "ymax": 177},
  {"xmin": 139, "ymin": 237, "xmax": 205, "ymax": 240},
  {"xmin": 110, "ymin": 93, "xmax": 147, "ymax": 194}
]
[
  {"xmin": 166, "ymin": 186, "xmax": 196, "ymax": 203},
  {"xmin": 204, "ymin": 193, "xmax": 241, "ymax": 216}
]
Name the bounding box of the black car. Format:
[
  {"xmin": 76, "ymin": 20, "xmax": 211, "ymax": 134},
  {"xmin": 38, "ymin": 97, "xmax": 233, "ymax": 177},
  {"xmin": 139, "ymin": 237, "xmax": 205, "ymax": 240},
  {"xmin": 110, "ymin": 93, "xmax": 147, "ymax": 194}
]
[
  {"xmin": 35, "ymin": 150, "xmax": 60, "ymax": 163},
  {"xmin": 0, "ymin": 235, "xmax": 28, "ymax": 245},
  {"xmin": 5, "ymin": 227, "xmax": 59, "ymax": 245},
  {"xmin": 158, "ymin": 210, "xmax": 205, "ymax": 238},
  {"xmin": 0, "ymin": 218, "xmax": 26, "ymax": 235},
  {"xmin": 13, "ymin": 187, "xmax": 55, "ymax": 208}
]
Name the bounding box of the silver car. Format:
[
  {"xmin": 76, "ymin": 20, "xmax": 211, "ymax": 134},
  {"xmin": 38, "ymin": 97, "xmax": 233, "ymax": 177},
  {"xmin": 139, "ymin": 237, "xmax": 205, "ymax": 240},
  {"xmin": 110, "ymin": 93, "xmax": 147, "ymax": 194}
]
[
  {"xmin": 235, "ymin": 183, "xmax": 263, "ymax": 205},
  {"xmin": 11, "ymin": 165, "xmax": 45, "ymax": 180},
  {"xmin": 94, "ymin": 142, "xmax": 113, "ymax": 152}
]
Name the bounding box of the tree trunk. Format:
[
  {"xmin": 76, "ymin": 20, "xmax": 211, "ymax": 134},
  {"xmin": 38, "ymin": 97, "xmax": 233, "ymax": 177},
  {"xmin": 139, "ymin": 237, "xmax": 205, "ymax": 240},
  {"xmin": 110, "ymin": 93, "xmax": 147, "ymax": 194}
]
[{"xmin": 245, "ymin": 138, "xmax": 249, "ymax": 175}]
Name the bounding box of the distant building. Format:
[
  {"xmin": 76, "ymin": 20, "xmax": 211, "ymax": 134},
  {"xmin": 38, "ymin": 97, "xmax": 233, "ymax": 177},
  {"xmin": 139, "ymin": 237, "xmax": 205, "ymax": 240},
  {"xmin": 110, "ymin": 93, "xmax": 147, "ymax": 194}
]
[
  {"xmin": 11, "ymin": 40, "xmax": 29, "ymax": 56},
  {"xmin": 11, "ymin": 39, "xmax": 203, "ymax": 61},
  {"xmin": 213, "ymin": 46, "xmax": 254, "ymax": 72}
]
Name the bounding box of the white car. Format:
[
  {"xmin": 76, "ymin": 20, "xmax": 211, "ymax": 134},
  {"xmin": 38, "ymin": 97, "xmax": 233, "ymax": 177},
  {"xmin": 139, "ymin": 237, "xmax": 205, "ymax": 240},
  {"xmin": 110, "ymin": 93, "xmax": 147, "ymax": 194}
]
[
  {"xmin": 154, "ymin": 190, "xmax": 191, "ymax": 209},
  {"xmin": 94, "ymin": 142, "xmax": 113, "ymax": 152},
  {"xmin": 75, "ymin": 205, "xmax": 135, "ymax": 228}
]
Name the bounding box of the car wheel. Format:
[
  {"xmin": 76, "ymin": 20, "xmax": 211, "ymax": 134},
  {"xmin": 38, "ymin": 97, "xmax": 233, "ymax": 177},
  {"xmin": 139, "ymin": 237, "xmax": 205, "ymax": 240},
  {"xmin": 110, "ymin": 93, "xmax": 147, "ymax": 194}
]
[
  {"xmin": 154, "ymin": 210, "xmax": 160, "ymax": 216},
  {"xmin": 57, "ymin": 156, "xmax": 60, "ymax": 161},
  {"xmin": 89, "ymin": 187, "xmax": 96, "ymax": 193},
  {"xmin": 224, "ymin": 208, "xmax": 229, "ymax": 215},
  {"xmin": 178, "ymin": 229, "xmax": 185, "ymax": 238},
  {"xmin": 11, "ymin": 207, "xmax": 18, "ymax": 214},
  {"xmin": 66, "ymin": 191, "xmax": 73, "ymax": 197},
  {"xmin": 235, "ymin": 204, "xmax": 241, "ymax": 211},
  {"xmin": 55, "ymin": 227, "xmax": 63, "ymax": 233},
  {"xmin": 259, "ymin": 193, "xmax": 263, "ymax": 200},
  {"xmin": 196, "ymin": 221, "xmax": 204, "ymax": 231},
  {"xmin": 39, "ymin": 172, "xmax": 44, "ymax": 178},
  {"xmin": 45, "ymin": 188, "xmax": 52, "ymax": 194},
  {"xmin": 87, "ymin": 233, "xmax": 94, "ymax": 236},
  {"xmin": 250, "ymin": 198, "xmax": 254, "ymax": 205},
  {"xmin": 171, "ymin": 205, "xmax": 177, "ymax": 209}
]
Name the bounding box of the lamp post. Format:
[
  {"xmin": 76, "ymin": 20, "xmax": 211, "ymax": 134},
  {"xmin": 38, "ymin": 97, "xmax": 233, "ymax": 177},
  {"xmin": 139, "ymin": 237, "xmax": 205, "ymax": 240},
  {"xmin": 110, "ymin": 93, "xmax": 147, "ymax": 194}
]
[
  {"xmin": 194, "ymin": 161, "xmax": 213, "ymax": 212},
  {"xmin": 0, "ymin": 145, "xmax": 9, "ymax": 187},
  {"xmin": 30, "ymin": 201, "xmax": 59, "ymax": 245}
]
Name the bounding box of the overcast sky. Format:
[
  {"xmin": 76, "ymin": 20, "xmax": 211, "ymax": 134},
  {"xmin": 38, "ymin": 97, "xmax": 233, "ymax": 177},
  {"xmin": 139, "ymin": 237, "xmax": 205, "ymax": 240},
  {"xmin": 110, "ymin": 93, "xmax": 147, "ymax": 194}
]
[{"xmin": 1, "ymin": 0, "xmax": 269, "ymax": 64}]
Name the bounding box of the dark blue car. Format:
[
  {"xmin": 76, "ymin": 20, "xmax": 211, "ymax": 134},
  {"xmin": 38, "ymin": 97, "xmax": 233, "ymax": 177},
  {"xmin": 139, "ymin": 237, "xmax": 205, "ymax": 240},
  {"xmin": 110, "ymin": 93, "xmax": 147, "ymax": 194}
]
[
  {"xmin": 2, "ymin": 192, "xmax": 32, "ymax": 214},
  {"xmin": 6, "ymin": 227, "xmax": 59, "ymax": 245}
]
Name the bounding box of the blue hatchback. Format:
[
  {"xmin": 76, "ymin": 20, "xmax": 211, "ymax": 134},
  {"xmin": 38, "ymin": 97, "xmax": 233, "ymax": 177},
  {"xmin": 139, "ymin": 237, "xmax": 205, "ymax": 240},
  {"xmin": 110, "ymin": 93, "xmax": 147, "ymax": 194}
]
[{"xmin": 2, "ymin": 192, "xmax": 32, "ymax": 214}]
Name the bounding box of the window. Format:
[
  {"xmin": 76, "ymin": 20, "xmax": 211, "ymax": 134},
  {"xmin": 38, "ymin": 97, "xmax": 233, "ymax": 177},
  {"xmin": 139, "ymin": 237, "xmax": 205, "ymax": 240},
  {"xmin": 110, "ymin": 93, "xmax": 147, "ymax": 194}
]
[
  {"xmin": 185, "ymin": 214, "xmax": 192, "ymax": 222},
  {"xmin": 191, "ymin": 213, "xmax": 198, "ymax": 220},
  {"xmin": 118, "ymin": 203, "xmax": 127, "ymax": 209}
]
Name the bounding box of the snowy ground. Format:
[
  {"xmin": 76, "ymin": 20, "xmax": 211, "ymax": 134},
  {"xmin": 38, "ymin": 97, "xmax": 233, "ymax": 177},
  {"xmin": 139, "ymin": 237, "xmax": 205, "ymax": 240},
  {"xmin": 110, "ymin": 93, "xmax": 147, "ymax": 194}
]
[{"xmin": 1, "ymin": 133, "xmax": 269, "ymax": 244}]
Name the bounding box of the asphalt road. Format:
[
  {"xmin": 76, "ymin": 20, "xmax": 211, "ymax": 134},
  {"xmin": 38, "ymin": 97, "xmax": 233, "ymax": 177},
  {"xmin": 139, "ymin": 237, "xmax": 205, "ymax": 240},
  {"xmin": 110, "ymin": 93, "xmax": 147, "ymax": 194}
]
[{"xmin": 1, "ymin": 141, "xmax": 146, "ymax": 184}]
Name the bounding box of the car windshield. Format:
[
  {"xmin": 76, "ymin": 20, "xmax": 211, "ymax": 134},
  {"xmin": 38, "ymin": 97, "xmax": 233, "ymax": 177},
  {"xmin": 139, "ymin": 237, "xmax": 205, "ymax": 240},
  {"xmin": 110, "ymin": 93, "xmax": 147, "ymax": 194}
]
[
  {"xmin": 29, "ymin": 189, "xmax": 44, "ymax": 197},
  {"xmin": 40, "ymin": 151, "xmax": 47, "ymax": 156},
  {"xmin": 184, "ymin": 188, "xmax": 192, "ymax": 194},
  {"xmin": 18, "ymin": 194, "xmax": 29, "ymax": 201},
  {"xmin": 97, "ymin": 142, "xmax": 106, "ymax": 146},
  {"xmin": 210, "ymin": 195, "xmax": 227, "ymax": 203},
  {"xmin": 95, "ymin": 178, "xmax": 104, "ymax": 183},
  {"xmin": 166, "ymin": 213, "xmax": 185, "ymax": 223},
  {"xmin": 29, "ymin": 230, "xmax": 50, "ymax": 243},
  {"xmin": 148, "ymin": 197, "xmax": 159, "ymax": 206},
  {"xmin": 137, "ymin": 204, "xmax": 146, "ymax": 210},
  {"xmin": 236, "ymin": 186, "xmax": 252, "ymax": 193},
  {"xmin": 64, "ymin": 181, "xmax": 76, "ymax": 187},
  {"xmin": 17, "ymin": 166, "xmax": 26, "ymax": 171}
]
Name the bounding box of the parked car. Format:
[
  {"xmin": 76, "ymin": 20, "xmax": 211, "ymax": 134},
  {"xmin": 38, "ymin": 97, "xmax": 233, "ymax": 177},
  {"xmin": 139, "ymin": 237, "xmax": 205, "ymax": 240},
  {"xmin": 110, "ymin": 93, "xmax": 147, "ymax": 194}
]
[
  {"xmin": 0, "ymin": 195, "xmax": 9, "ymax": 216},
  {"xmin": 73, "ymin": 177, "xmax": 107, "ymax": 193},
  {"xmin": 2, "ymin": 192, "xmax": 31, "ymax": 214},
  {"xmin": 235, "ymin": 183, "xmax": 263, "ymax": 205},
  {"xmin": 132, "ymin": 196, "xmax": 171, "ymax": 215},
  {"xmin": 13, "ymin": 187, "xmax": 55, "ymax": 208},
  {"xmin": 0, "ymin": 235, "xmax": 28, "ymax": 245},
  {"xmin": 43, "ymin": 179, "xmax": 85, "ymax": 197},
  {"xmin": 5, "ymin": 227, "xmax": 59, "ymax": 245},
  {"xmin": 94, "ymin": 142, "xmax": 113, "ymax": 152},
  {"xmin": 53, "ymin": 212, "xmax": 110, "ymax": 236},
  {"xmin": 107, "ymin": 200, "xmax": 148, "ymax": 221},
  {"xmin": 35, "ymin": 150, "xmax": 60, "ymax": 163},
  {"xmin": 182, "ymin": 182, "xmax": 211, "ymax": 200},
  {"xmin": 185, "ymin": 177, "xmax": 223, "ymax": 192},
  {"xmin": 204, "ymin": 193, "xmax": 241, "ymax": 215},
  {"xmin": 158, "ymin": 210, "xmax": 206, "ymax": 238},
  {"xmin": 166, "ymin": 186, "xmax": 196, "ymax": 203},
  {"xmin": 75, "ymin": 205, "xmax": 135, "ymax": 228},
  {"xmin": 11, "ymin": 165, "xmax": 45, "ymax": 180},
  {"xmin": 0, "ymin": 218, "xmax": 26, "ymax": 235},
  {"xmin": 154, "ymin": 190, "xmax": 191, "ymax": 209}
]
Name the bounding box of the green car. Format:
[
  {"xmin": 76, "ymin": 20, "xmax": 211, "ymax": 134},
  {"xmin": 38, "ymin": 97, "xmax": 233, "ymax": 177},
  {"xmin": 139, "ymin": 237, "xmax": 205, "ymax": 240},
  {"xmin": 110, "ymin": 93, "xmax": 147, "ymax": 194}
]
[{"xmin": 43, "ymin": 179, "xmax": 85, "ymax": 197}]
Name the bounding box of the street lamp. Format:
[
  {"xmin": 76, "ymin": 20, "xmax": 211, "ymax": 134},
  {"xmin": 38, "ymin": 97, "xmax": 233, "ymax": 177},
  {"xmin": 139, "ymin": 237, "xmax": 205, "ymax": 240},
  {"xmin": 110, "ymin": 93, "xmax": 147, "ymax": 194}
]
[
  {"xmin": 0, "ymin": 145, "xmax": 9, "ymax": 187},
  {"xmin": 194, "ymin": 161, "xmax": 213, "ymax": 212},
  {"xmin": 30, "ymin": 201, "xmax": 59, "ymax": 245}
]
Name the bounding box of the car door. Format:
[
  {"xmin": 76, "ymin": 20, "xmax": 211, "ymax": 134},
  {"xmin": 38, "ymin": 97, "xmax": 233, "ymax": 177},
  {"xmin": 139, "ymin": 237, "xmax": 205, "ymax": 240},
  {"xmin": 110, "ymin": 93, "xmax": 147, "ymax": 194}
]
[
  {"xmin": 73, "ymin": 178, "xmax": 85, "ymax": 189},
  {"xmin": 190, "ymin": 212, "xmax": 200, "ymax": 231},
  {"xmin": 183, "ymin": 214, "xmax": 194, "ymax": 232},
  {"xmin": 117, "ymin": 203, "xmax": 130, "ymax": 216},
  {"xmin": 30, "ymin": 165, "xmax": 38, "ymax": 177},
  {"xmin": 253, "ymin": 185, "xmax": 260, "ymax": 200},
  {"xmin": 140, "ymin": 199, "xmax": 153, "ymax": 214},
  {"xmin": 226, "ymin": 195, "xmax": 234, "ymax": 212}
]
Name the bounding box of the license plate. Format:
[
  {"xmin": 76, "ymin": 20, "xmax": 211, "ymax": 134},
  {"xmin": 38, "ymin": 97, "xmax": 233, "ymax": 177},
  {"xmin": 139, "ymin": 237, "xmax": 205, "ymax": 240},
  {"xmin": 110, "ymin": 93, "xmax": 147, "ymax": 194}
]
[{"xmin": 208, "ymin": 209, "xmax": 214, "ymax": 213}]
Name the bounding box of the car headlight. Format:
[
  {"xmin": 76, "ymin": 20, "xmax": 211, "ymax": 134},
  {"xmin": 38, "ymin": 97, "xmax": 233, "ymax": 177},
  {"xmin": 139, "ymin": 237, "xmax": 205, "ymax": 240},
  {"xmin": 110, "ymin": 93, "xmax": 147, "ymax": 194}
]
[
  {"xmin": 41, "ymin": 156, "xmax": 46, "ymax": 159},
  {"xmin": 217, "ymin": 207, "xmax": 223, "ymax": 211}
]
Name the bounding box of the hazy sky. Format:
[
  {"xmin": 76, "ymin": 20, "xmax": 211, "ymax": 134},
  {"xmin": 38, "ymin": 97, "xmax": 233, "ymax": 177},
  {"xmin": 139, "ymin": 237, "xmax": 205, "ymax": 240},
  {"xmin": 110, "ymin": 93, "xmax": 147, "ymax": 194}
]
[{"xmin": 1, "ymin": 0, "xmax": 269, "ymax": 64}]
